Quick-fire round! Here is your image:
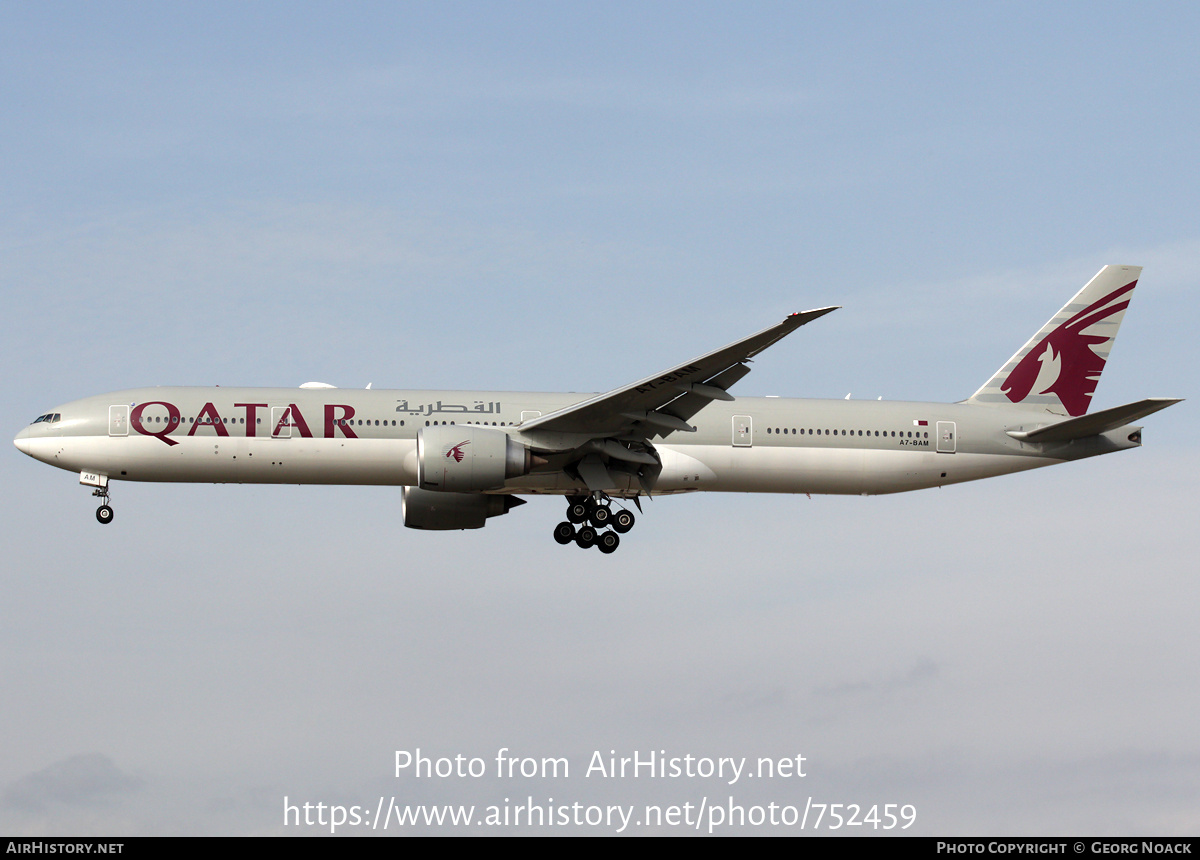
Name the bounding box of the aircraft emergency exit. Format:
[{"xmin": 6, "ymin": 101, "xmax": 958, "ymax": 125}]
[{"xmin": 14, "ymin": 265, "xmax": 1180, "ymax": 552}]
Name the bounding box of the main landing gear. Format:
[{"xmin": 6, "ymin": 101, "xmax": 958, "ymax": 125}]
[
  {"xmin": 553, "ymin": 494, "xmax": 635, "ymax": 553},
  {"xmin": 93, "ymin": 487, "xmax": 114, "ymax": 525}
]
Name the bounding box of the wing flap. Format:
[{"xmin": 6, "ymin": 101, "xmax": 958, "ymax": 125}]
[{"xmin": 660, "ymin": 366, "xmax": 754, "ymax": 426}]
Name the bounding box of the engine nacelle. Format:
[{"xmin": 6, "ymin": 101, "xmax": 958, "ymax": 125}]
[
  {"xmin": 402, "ymin": 486, "xmax": 525, "ymax": 530},
  {"xmin": 417, "ymin": 424, "xmax": 533, "ymax": 492}
]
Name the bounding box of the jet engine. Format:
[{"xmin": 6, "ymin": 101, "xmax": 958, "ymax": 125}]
[
  {"xmin": 402, "ymin": 486, "xmax": 525, "ymax": 530},
  {"xmin": 417, "ymin": 424, "xmax": 534, "ymax": 492}
]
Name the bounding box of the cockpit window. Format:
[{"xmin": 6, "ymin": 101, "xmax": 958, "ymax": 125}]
[{"xmin": 29, "ymin": 413, "xmax": 61, "ymax": 425}]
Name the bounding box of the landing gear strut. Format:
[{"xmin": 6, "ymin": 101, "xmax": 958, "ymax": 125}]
[
  {"xmin": 93, "ymin": 486, "xmax": 114, "ymax": 525},
  {"xmin": 552, "ymin": 494, "xmax": 635, "ymax": 553}
]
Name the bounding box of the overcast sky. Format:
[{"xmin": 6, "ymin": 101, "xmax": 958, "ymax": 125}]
[{"xmin": 2, "ymin": 2, "xmax": 1196, "ymax": 836}]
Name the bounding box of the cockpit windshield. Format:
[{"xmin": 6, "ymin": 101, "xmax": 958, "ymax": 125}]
[{"xmin": 30, "ymin": 413, "xmax": 61, "ymax": 424}]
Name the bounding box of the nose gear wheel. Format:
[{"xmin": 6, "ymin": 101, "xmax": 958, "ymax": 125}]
[{"xmin": 92, "ymin": 486, "xmax": 114, "ymax": 525}]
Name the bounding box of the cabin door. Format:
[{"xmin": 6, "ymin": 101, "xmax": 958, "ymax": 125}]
[
  {"xmin": 732, "ymin": 415, "xmax": 753, "ymax": 447},
  {"xmin": 271, "ymin": 406, "xmax": 294, "ymax": 439},
  {"xmin": 937, "ymin": 421, "xmax": 956, "ymax": 453},
  {"xmin": 108, "ymin": 405, "xmax": 129, "ymax": 436}
]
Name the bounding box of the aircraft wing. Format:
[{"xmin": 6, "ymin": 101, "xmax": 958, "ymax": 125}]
[{"xmin": 520, "ymin": 306, "xmax": 839, "ymax": 439}]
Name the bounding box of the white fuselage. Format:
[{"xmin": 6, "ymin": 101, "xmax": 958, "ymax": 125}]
[{"xmin": 14, "ymin": 386, "xmax": 1139, "ymax": 498}]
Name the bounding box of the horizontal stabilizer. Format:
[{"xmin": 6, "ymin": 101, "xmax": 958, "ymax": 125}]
[{"xmin": 1006, "ymin": 397, "xmax": 1182, "ymax": 443}]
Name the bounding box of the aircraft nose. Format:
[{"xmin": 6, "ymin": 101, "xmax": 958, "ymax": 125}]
[{"xmin": 14, "ymin": 426, "xmax": 31, "ymax": 455}]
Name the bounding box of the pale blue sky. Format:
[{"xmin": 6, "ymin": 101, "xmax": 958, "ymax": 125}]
[{"xmin": 2, "ymin": 2, "xmax": 1196, "ymax": 835}]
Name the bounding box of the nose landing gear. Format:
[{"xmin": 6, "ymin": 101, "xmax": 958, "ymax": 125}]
[
  {"xmin": 93, "ymin": 486, "xmax": 114, "ymax": 525},
  {"xmin": 552, "ymin": 494, "xmax": 635, "ymax": 553}
]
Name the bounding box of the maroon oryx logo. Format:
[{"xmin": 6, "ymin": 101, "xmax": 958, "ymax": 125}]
[
  {"xmin": 445, "ymin": 440, "xmax": 470, "ymax": 463},
  {"xmin": 1001, "ymin": 281, "xmax": 1135, "ymax": 416}
]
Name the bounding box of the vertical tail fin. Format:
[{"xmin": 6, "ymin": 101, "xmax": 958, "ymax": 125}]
[{"xmin": 966, "ymin": 265, "xmax": 1141, "ymax": 416}]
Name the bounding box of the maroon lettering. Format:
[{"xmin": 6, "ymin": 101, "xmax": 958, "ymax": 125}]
[
  {"xmin": 235, "ymin": 402, "xmax": 268, "ymax": 437},
  {"xmin": 272, "ymin": 407, "xmax": 293, "ymax": 438},
  {"xmin": 131, "ymin": 401, "xmax": 181, "ymax": 447},
  {"xmin": 288, "ymin": 403, "xmax": 314, "ymax": 438},
  {"xmin": 187, "ymin": 402, "xmax": 230, "ymax": 437},
  {"xmin": 325, "ymin": 404, "xmax": 357, "ymax": 438}
]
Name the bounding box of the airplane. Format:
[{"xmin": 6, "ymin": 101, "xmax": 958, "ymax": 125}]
[{"xmin": 14, "ymin": 265, "xmax": 1180, "ymax": 553}]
